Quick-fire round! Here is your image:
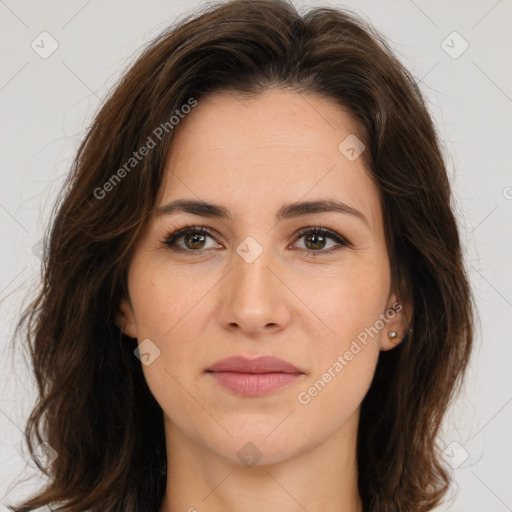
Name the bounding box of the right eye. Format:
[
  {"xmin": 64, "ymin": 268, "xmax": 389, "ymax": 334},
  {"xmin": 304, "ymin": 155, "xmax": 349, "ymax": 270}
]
[{"xmin": 163, "ymin": 225, "xmax": 223, "ymax": 253}]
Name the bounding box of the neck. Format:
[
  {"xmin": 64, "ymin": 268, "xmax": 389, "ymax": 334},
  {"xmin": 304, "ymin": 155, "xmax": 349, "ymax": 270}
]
[{"xmin": 158, "ymin": 410, "xmax": 363, "ymax": 512}]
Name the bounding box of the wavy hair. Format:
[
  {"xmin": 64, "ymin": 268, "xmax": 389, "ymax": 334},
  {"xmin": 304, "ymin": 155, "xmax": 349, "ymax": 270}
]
[{"xmin": 8, "ymin": 0, "xmax": 474, "ymax": 511}]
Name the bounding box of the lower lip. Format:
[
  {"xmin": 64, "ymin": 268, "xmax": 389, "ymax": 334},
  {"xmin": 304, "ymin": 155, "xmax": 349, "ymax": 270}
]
[{"xmin": 208, "ymin": 371, "xmax": 303, "ymax": 397}]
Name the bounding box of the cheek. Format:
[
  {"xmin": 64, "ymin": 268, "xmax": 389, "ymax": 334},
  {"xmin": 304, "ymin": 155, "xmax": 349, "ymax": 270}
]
[
  {"xmin": 295, "ymin": 261, "xmax": 388, "ymax": 400},
  {"xmin": 128, "ymin": 261, "xmax": 221, "ymax": 400},
  {"xmin": 129, "ymin": 260, "xmax": 213, "ymax": 338},
  {"xmin": 300, "ymin": 258, "xmax": 390, "ymax": 342},
  {"xmin": 127, "ymin": 264, "xmax": 211, "ymax": 421},
  {"xmin": 295, "ymin": 273, "xmax": 386, "ymax": 408}
]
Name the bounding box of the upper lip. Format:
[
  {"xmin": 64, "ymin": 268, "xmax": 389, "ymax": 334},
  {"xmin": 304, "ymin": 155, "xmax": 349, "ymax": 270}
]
[{"xmin": 206, "ymin": 356, "xmax": 305, "ymax": 374}]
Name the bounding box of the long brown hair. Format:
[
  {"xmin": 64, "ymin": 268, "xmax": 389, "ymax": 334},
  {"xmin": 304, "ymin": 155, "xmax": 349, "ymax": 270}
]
[{"xmin": 8, "ymin": 0, "xmax": 474, "ymax": 510}]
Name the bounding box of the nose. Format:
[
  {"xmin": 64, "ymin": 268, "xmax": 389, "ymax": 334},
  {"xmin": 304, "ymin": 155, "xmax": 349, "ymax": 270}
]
[{"xmin": 217, "ymin": 244, "xmax": 292, "ymax": 337}]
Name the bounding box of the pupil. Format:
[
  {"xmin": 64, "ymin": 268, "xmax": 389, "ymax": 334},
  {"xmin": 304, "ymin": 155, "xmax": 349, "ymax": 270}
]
[
  {"xmin": 306, "ymin": 233, "xmax": 325, "ymax": 250},
  {"xmin": 186, "ymin": 233, "xmax": 205, "ymax": 249}
]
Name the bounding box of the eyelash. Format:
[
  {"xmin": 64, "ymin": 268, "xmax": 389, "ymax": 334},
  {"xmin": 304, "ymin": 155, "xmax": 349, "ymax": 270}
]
[{"xmin": 162, "ymin": 224, "xmax": 351, "ymax": 257}]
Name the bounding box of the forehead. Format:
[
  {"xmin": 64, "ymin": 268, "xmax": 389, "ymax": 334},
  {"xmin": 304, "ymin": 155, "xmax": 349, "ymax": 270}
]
[{"xmin": 159, "ymin": 89, "xmax": 380, "ymax": 231}]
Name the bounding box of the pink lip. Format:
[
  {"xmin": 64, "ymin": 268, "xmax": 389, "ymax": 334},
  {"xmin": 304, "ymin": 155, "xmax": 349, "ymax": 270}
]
[{"xmin": 206, "ymin": 356, "xmax": 305, "ymax": 397}]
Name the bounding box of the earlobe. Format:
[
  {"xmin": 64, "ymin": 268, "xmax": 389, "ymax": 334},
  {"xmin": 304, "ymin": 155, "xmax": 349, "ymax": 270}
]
[
  {"xmin": 380, "ymin": 294, "xmax": 412, "ymax": 351},
  {"xmin": 116, "ymin": 297, "xmax": 138, "ymax": 339},
  {"xmin": 380, "ymin": 329, "xmax": 403, "ymax": 351}
]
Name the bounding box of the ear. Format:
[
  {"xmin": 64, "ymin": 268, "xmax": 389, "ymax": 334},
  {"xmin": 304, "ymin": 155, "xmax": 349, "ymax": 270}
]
[
  {"xmin": 115, "ymin": 296, "xmax": 138, "ymax": 339},
  {"xmin": 379, "ymin": 290, "xmax": 412, "ymax": 352}
]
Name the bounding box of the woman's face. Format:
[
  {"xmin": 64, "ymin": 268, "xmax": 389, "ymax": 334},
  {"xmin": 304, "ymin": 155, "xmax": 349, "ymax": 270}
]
[{"xmin": 117, "ymin": 89, "xmax": 408, "ymax": 466}]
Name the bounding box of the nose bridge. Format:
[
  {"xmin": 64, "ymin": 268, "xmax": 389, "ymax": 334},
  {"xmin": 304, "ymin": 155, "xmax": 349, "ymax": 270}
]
[
  {"xmin": 219, "ymin": 234, "xmax": 289, "ymax": 332},
  {"xmin": 231, "ymin": 235, "xmax": 276, "ymax": 301}
]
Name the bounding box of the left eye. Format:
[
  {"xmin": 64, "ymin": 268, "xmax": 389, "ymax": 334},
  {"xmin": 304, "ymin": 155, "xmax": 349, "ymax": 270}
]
[
  {"xmin": 293, "ymin": 227, "xmax": 349, "ymax": 253},
  {"xmin": 163, "ymin": 225, "xmax": 350, "ymax": 255}
]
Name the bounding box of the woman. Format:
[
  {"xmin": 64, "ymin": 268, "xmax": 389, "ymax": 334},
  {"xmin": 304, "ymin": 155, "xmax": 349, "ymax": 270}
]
[{"xmin": 9, "ymin": 0, "xmax": 474, "ymax": 511}]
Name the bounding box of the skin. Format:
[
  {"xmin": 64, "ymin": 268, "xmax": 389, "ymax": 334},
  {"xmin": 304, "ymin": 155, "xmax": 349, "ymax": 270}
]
[{"xmin": 117, "ymin": 89, "xmax": 411, "ymax": 512}]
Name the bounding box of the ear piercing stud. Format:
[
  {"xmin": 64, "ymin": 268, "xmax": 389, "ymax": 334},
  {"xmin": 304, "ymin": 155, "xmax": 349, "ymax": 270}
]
[{"xmin": 388, "ymin": 331, "xmax": 398, "ymax": 339}]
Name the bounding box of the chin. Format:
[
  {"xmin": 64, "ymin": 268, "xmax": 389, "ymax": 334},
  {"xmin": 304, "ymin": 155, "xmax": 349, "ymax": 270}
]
[{"xmin": 200, "ymin": 419, "xmax": 314, "ymax": 467}]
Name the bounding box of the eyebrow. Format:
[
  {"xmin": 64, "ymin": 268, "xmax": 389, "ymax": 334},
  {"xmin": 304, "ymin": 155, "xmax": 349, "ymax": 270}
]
[{"xmin": 155, "ymin": 198, "xmax": 369, "ymax": 228}]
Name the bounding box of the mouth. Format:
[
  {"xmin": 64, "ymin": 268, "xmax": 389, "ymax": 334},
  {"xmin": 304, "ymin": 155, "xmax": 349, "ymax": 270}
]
[{"xmin": 205, "ymin": 355, "xmax": 306, "ymax": 397}]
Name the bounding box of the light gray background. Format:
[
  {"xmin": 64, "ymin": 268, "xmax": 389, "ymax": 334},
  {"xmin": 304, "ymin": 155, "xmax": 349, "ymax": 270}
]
[{"xmin": 1, "ymin": 0, "xmax": 511, "ymax": 510}]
